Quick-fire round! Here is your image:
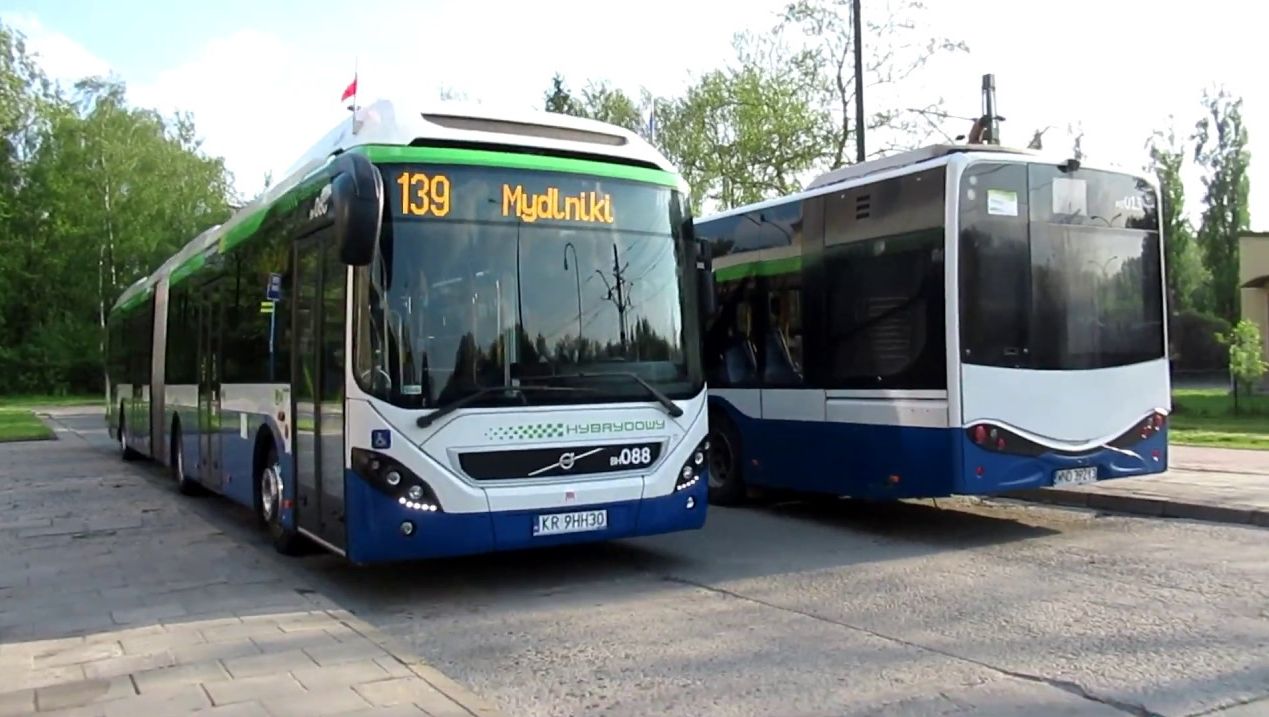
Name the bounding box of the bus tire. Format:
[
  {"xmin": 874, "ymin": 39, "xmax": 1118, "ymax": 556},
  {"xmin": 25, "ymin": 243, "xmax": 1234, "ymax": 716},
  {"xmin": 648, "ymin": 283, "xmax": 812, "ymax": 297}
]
[
  {"xmin": 707, "ymin": 409, "xmax": 747, "ymax": 505},
  {"xmin": 258, "ymin": 443, "xmax": 303, "ymax": 556},
  {"xmin": 118, "ymin": 406, "xmax": 138, "ymax": 461},
  {"xmin": 171, "ymin": 421, "xmax": 200, "ymax": 496}
]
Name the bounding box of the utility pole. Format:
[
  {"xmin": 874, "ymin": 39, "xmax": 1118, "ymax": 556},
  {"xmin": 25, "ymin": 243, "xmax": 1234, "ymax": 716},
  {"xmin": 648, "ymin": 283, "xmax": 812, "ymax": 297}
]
[
  {"xmin": 595, "ymin": 245, "xmax": 632, "ymax": 351},
  {"xmin": 612, "ymin": 244, "xmax": 628, "ymax": 350},
  {"xmin": 853, "ymin": 0, "xmax": 865, "ymax": 163}
]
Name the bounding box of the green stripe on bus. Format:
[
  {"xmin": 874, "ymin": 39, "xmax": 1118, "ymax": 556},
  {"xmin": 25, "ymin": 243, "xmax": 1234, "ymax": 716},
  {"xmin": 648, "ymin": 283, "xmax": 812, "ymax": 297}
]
[
  {"xmin": 169, "ymin": 253, "xmax": 207, "ymax": 286},
  {"xmin": 356, "ymin": 145, "xmax": 681, "ymax": 188},
  {"xmin": 116, "ymin": 286, "xmax": 153, "ymax": 313},
  {"xmin": 714, "ymin": 255, "xmax": 802, "ymax": 282},
  {"xmin": 218, "ymin": 207, "xmax": 268, "ymax": 253}
]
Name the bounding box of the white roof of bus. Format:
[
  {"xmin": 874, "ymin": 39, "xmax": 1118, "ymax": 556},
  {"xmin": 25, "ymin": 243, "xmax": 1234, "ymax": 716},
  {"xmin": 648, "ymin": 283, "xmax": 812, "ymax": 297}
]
[
  {"xmin": 699, "ymin": 143, "xmax": 1153, "ymax": 224},
  {"xmin": 113, "ymin": 98, "xmax": 678, "ymax": 312}
]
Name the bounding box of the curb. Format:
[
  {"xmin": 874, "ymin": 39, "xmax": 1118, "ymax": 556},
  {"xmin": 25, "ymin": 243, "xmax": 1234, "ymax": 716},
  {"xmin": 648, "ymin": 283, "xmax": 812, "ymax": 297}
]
[{"xmin": 1006, "ymin": 488, "xmax": 1269, "ymax": 528}]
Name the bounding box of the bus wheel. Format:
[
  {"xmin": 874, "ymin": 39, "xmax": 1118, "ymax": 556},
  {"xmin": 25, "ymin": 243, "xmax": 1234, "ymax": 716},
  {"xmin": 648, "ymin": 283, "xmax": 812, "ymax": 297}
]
[
  {"xmin": 171, "ymin": 423, "xmax": 199, "ymax": 496},
  {"xmin": 119, "ymin": 409, "xmax": 138, "ymax": 461},
  {"xmin": 707, "ymin": 411, "xmax": 747, "ymax": 505},
  {"xmin": 259, "ymin": 445, "xmax": 303, "ymax": 555}
]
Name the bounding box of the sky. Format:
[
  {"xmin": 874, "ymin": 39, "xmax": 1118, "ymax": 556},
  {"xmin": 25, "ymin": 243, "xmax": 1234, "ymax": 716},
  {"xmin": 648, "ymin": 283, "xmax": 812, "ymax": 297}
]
[{"xmin": 2, "ymin": 0, "xmax": 1265, "ymax": 227}]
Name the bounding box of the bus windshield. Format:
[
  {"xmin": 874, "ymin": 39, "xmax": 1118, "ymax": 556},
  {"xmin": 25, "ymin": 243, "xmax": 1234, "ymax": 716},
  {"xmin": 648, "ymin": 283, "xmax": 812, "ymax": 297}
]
[
  {"xmin": 958, "ymin": 162, "xmax": 1165, "ymax": 371},
  {"xmin": 353, "ymin": 164, "xmax": 703, "ymax": 409}
]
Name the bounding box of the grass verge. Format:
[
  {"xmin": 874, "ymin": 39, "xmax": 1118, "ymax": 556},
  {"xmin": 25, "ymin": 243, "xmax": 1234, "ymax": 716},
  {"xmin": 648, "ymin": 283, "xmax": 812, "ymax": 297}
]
[
  {"xmin": 0, "ymin": 408, "xmax": 54, "ymax": 442},
  {"xmin": 1171, "ymin": 388, "xmax": 1269, "ymax": 450},
  {"xmin": 0, "ymin": 394, "xmax": 101, "ymax": 408}
]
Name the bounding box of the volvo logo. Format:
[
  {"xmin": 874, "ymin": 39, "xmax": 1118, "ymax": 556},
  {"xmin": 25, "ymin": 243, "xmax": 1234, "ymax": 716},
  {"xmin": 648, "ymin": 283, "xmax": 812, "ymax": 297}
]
[
  {"xmin": 558, "ymin": 452, "xmax": 576, "ymax": 471},
  {"xmin": 527, "ymin": 447, "xmax": 603, "ymax": 477}
]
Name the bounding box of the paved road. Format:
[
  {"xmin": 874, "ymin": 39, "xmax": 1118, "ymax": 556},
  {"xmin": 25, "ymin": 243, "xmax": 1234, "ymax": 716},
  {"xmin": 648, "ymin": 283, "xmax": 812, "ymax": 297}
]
[
  {"xmin": 37, "ymin": 412, "xmax": 1269, "ymax": 716},
  {"xmin": 2, "ymin": 413, "xmax": 499, "ymax": 716}
]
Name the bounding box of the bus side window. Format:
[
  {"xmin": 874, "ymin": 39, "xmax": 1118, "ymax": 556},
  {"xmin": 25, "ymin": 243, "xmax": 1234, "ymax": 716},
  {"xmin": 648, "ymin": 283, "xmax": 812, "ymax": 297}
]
[{"xmin": 763, "ymin": 285, "xmax": 803, "ymax": 386}]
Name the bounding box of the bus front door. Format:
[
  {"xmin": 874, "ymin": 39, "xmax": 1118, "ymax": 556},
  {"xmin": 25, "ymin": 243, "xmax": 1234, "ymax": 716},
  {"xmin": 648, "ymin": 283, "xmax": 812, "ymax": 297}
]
[
  {"xmin": 197, "ymin": 281, "xmax": 224, "ymax": 491},
  {"xmin": 292, "ymin": 231, "xmax": 346, "ymax": 552}
]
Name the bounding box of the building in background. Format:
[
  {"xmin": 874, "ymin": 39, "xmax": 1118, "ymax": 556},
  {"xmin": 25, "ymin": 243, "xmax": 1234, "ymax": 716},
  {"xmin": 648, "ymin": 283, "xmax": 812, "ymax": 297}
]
[{"xmin": 1238, "ymin": 231, "xmax": 1269, "ymax": 385}]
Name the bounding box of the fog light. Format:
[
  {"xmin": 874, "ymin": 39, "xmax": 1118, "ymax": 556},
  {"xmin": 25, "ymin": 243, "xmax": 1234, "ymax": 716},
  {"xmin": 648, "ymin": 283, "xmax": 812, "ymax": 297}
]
[
  {"xmin": 681, "ymin": 465, "xmax": 693, "ymax": 479},
  {"xmin": 400, "ymin": 521, "xmax": 414, "ymax": 536},
  {"xmin": 407, "ymin": 485, "xmax": 424, "ymax": 501},
  {"xmin": 385, "ymin": 470, "xmax": 402, "ymax": 487},
  {"xmin": 686, "ymin": 496, "xmax": 696, "ymax": 510},
  {"xmin": 693, "ymin": 451, "xmax": 704, "ymax": 466}
]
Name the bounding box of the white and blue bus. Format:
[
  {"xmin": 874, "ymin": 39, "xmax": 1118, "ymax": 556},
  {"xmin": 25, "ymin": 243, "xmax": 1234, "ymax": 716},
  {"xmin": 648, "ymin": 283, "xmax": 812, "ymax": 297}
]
[
  {"xmin": 695, "ymin": 144, "xmax": 1169, "ymax": 503},
  {"xmin": 105, "ymin": 100, "xmax": 711, "ymax": 563}
]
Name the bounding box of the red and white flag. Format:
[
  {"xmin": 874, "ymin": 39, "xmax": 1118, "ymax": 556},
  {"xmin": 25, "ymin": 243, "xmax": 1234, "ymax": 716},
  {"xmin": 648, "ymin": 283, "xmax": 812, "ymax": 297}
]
[{"xmin": 340, "ymin": 75, "xmax": 357, "ymax": 103}]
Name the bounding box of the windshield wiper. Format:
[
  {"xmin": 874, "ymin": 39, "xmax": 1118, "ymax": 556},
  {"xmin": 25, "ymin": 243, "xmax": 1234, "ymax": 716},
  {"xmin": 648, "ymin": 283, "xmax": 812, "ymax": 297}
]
[
  {"xmin": 521, "ymin": 371, "xmax": 684, "ymax": 418},
  {"xmin": 416, "ymin": 385, "xmax": 596, "ymax": 429}
]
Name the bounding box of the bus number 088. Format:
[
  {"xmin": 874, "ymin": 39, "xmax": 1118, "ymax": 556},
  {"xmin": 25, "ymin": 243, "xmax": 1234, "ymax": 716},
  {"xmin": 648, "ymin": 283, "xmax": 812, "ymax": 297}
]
[{"xmin": 610, "ymin": 447, "xmax": 653, "ymax": 467}]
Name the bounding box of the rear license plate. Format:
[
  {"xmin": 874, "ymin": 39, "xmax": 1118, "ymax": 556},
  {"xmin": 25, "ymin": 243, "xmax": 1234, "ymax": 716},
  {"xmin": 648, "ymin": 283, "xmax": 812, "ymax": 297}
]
[
  {"xmin": 533, "ymin": 509, "xmax": 608, "ymax": 537},
  {"xmin": 1054, "ymin": 466, "xmax": 1098, "ymax": 486}
]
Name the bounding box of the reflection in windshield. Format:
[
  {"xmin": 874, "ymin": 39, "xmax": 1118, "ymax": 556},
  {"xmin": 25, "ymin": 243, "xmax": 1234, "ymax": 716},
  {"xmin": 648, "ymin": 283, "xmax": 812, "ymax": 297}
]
[{"xmin": 353, "ymin": 177, "xmax": 701, "ymax": 409}]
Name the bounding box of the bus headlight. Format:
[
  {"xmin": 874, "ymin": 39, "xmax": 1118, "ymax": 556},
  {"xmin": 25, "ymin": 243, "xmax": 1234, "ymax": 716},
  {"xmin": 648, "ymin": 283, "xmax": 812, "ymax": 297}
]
[
  {"xmin": 351, "ymin": 448, "xmax": 444, "ymax": 514},
  {"xmin": 675, "ymin": 437, "xmax": 710, "ymax": 491}
]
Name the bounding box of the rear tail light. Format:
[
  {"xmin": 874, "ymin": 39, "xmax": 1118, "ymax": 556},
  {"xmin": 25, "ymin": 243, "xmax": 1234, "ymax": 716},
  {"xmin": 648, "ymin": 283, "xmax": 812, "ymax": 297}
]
[
  {"xmin": 1138, "ymin": 412, "xmax": 1167, "ymax": 439},
  {"xmin": 965, "ymin": 423, "xmax": 1045, "ymax": 456}
]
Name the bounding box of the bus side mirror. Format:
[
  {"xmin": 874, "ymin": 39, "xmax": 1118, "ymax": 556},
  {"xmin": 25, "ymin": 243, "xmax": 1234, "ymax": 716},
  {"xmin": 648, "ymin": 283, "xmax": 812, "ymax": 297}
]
[
  {"xmin": 696, "ymin": 239, "xmax": 716, "ymax": 316},
  {"xmin": 331, "ymin": 153, "xmax": 383, "ymax": 266}
]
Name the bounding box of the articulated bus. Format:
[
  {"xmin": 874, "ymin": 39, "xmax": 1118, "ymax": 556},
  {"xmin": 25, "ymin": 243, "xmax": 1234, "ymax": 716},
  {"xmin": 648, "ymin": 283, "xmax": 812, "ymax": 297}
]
[
  {"xmin": 694, "ymin": 144, "xmax": 1169, "ymax": 503},
  {"xmin": 106, "ymin": 100, "xmax": 711, "ymax": 563}
]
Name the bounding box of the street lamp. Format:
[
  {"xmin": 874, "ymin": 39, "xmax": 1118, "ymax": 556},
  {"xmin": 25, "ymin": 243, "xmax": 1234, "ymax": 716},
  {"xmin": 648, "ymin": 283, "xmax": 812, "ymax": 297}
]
[{"xmin": 563, "ymin": 242, "xmax": 583, "ymax": 360}]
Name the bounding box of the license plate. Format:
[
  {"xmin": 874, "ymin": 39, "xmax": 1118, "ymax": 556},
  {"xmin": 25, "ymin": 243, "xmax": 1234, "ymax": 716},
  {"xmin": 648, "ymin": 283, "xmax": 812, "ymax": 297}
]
[
  {"xmin": 533, "ymin": 509, "xmax": 608, "ymax": 536},
  {"xmin": 1054, "ymin": 466, "xmax": 1098, "ymax": 486}
]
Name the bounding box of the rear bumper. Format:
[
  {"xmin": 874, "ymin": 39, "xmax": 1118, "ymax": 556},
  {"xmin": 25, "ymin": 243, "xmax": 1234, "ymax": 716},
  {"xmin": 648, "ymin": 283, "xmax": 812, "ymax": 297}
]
[
  {"xmin": 343, "ymin": 469, "xmax": 708, "ymax": 564},
  {"xmin": 959, "ymin": 427, "xmax": 1168, "ymax": 495}
]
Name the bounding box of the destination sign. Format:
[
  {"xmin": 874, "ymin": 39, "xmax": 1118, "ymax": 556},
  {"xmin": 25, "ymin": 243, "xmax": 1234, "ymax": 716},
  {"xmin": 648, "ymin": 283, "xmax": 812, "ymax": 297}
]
[{"xmin": 383, "ymin": 165, "xmax": 670, "ymax": 233}]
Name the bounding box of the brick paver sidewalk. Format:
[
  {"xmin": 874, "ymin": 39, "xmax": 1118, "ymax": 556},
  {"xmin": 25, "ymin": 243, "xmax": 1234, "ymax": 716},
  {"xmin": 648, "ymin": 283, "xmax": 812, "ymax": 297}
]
[
  {"xmin": 0, "ymin": 420, "xmax": 503, "ymax": 716},
  {"xmin": 1007, "ymin": 445, "xmax": 1269, "ymax": 527}
]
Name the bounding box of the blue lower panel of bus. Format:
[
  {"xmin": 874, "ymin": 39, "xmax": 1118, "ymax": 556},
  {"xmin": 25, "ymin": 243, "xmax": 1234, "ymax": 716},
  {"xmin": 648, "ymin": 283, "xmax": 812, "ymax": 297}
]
[
  {"xmin": 343, "ymin": 469, "xmax": 709, "ymax": 564},
  {"xmin": 961, "ymin": 426, "xmax": 1168, "ymax": 494},
  {"xmin": 715, "ymin": 400, "xmax": 1167, "ymax": 500},
  {"xmin": 716, "ymin": 401, "xmax": 956, "ymax": 499}
]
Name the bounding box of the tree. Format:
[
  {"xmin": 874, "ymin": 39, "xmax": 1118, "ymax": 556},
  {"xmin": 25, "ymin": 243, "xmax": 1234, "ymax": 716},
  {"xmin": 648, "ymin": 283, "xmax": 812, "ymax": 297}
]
[
  {"xmin": 543, "ymin": 74, "xmax": 583, "ymax": 116},
  {"xmin": 1193, "ymin": 88, "xmax": 1251, "ymax": 323},
  {"xmin": 0, "ymin": 69, "xmax": 233, "ymax": 394},
  {"xmin": 577, "ymin": 81, "xmax": 644, "ymax": 134},
  {"xmin": 1068, "ymin": 122, "xmax": 1085, "ymax": 161},
  {"xmin": 656, "ymin": 35, "xmax": 832, "ymax": 210},
  {"xmin": 544, "ymin": 74, "xmax": 647, "ymax": 136},
  {"xmin": 1147, "ymin": 124, "xmax": 1207, "ymax": 313},
  {"xmin": 1218, "ymin": 319, "xmax": 1267, "ymax": 413},
  {"xmin": 777, "ymin": 0, "xmax": 967, "ymax": 169}
]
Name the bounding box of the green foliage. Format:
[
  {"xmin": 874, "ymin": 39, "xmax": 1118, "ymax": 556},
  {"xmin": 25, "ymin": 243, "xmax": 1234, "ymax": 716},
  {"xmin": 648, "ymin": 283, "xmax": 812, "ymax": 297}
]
[
  {"xmin": 656, "ymin": 33, "xmax": 833, "ymax": 210},
  {"xmin": 543, "ymin": 74, "xmax": 583, "ymax": 116},
  {"xmin": 546, "ymin": 0, "xmax": 961, "ymax": 212},
  {"xmin": 543, "ymin": 73, "xmax": 647, "ymax": 137},
  {"xmin": 1218, "ymin": 319, "xmax": 1267, "ymax": 402},
  {"xmin": 1171, "ymin": 388, "xmax": 1269, "ymax": 449},
  {"xmin": 0, "ymin": 408, "xmax": 53, "ymax": 442},
  {"xmin": 1193, "ymin": 88, "xmax": 1251, "ymax": 323},
  {"xmin": 0, "ymin": 20, "xmax": 233, "ymax": 395},
  {"xmin": 1147, "ymin": 124, "xmax": 1208, "ymax": 313},
  {"xmin": 1170, "ymin": 309, "xmax": 1230, "ymax": 371}
]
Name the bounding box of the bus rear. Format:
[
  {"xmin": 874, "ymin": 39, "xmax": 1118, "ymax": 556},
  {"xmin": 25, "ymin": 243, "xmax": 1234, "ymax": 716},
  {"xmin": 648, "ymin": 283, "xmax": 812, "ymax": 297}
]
[{"xmin": 952, "ymin": 157, "xmax": 1170, "ymax": 493}]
